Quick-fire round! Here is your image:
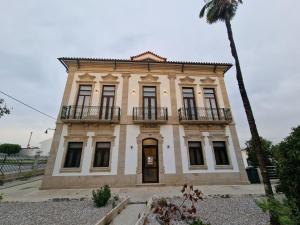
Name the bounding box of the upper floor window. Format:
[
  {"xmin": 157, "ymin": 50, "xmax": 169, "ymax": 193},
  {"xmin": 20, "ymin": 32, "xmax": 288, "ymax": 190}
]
[
  {"xmin": 213, "ymin": 141, "xmax": 230, "ymax": 165},
  {"xmin": 64, "ymin": 142, "xmax": 83, "ymax": 168},
  {"xmin": 100, "ymin": 86, "xmax": 115, "ymax": 119},
  {"xmin": 76, "ymin": 85, "xmax": 92, "ymax": 107},
  {"xmin": 203, "ymin": 88, "xmax": 219, "ymax": 120},
  {"xmin": 74, "ymin": 85, "xmax": 92, "ymax": 119},
  {"xmin": 182, "ymin": 87, "xmax": 197, "ymax": 120},
  {"xmin": 143, "ymin": 86, "xmax": 157, "ymax": 119},
  {"xmin": 93, "ymin": 142, "xmax": 111, "ymax": 167},
  {"xmin": 188, "ymin": 141, "xmax": 204, "ymax": 165}
]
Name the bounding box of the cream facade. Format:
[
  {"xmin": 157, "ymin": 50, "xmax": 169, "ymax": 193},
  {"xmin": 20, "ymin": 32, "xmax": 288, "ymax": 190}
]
[{"xmin": 41, "ymin": 52, "xmax": 249, "ymax": 189}]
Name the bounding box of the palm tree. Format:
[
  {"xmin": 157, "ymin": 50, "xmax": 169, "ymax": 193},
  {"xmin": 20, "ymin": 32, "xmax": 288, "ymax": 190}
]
[{"xmin": 199, "ymin": 1, "xmax": 278, "ymax": 224}]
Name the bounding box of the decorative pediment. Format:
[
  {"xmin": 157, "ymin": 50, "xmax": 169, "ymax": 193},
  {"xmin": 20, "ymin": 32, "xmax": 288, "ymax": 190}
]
[
  {"xmin": 140, "ymin": 74, "xmax": 159, "ymax": 83},
  {"xmin": 130, "ymin": 51, "xmax": 167, "ymax": 62},
  {"xmin": 179, "ymin": 76, "xmax": 195, "ymax": 85},
  {"xmin": 101, "ymin": 74, "xmax": 119, "ymax": 83},
  {"xmin": 78, "ymin": 73, "xmax": 96, "ymax": 82},
  {"xmin": 200, "ymin": 77, "xmax": 216, "ymax": 85}
]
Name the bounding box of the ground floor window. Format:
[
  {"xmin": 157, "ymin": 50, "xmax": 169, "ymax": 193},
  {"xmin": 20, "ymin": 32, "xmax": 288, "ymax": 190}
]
[
  {"xmin": 188, "ymin": 141, "xmax": 204, "ymax": 165},
  {"xmin": 93, "ymin": 142, "xmax": 110, "ymax": 167},
  {"xmin": 213, "ymin": 141, "xmax": 229, "ymax": 165},
  {"xmin": 64, "ymin": 142, "xmax": 83, "ymax": 168}
]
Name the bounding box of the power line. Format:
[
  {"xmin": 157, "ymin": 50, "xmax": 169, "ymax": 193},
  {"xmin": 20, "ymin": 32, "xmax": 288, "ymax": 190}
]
[{"xmin": 0, "ymin": 90, "xmax": 56, "ymax": 120}]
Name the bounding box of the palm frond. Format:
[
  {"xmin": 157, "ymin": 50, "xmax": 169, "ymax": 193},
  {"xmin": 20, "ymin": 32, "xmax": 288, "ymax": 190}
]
[
  {"xmin": 199, "ymin": 1, "xmax": 214, "ymax": 18},
  {"xmin": 199, "ymin": 0, "xmax": 242, "ymax": 23}
]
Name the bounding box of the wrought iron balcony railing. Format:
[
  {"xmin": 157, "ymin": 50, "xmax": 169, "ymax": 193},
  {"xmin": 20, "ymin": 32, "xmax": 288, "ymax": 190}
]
[
  {"xmin": 178, "ymin": 107, "xmax": 232, "ymax": 123},
  {"xmin": 132, "ymin": 107, "xmax": 168, "ymax": 122},
  {"xmin": 61, "ymin": 105, "xmax": 120, "ymax": 122}
]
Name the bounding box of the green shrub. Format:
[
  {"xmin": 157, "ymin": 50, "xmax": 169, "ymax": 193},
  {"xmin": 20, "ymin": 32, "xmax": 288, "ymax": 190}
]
[
  {"xmin": 0, "ymin": 193, "xmax": 3, "ymax": 201},
  {"xmin": 22, "ymin": 172, "xmax": 33, "ymax": 179},
  {"xmin": 0, "ymin": 143, "xmax": 21, "ymax": 155},
  {"xmin": 272, "ymin": 126, "xmax": 300, "ymax": 223},
  {"xmin": 92, "ymin": 185, "xmax": 111, "ymax": 207},
  {"xmin": 112, "ymin": 194, "xmax": 120, "ymax": 209},
  {"xmin": 257, "ymin": 198, "xmax": 298, "ymax": 225},
  {"xmin": 190, "ymin": 218, "xmax": 211, "ymax": 225}
]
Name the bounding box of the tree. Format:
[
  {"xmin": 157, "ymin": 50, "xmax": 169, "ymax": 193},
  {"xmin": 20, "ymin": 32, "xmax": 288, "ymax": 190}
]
[
  {"xmin": 0, "ymin": 98, "xmax": 10, "ymax": 118},
  {"xmin": 272, "ymin": 126, "xmax": 300, "ymax": 223},
  {"xmin": 245, "ymin": 137, "xmax": 273, "ymax": 167},
  {"xmin": 199, "ymin": 0, "xmax": 277, "ymax": 224},
  {"xmin": 0, "ymin": 144, "xmax": 21, "ymax": 155}
]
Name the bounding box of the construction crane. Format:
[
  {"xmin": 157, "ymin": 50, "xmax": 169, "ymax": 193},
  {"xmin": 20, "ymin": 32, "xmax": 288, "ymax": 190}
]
[{"xmin": 27, "ymin": 131, "xmax": 32, "ymax": 148}]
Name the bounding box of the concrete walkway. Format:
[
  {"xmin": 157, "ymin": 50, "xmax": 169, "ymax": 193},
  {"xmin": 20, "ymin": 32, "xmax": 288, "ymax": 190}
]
[
  {"xmin": 0, "ymin": 176, "xmax": 267, "ymax": 202},
  {"xmin": 110, "ymin": 203, "xmax": 146, "ymax": 225}
]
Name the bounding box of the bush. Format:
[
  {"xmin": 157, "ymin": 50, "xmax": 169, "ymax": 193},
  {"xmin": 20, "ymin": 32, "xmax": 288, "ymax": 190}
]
[
  {"xmin": 245, "ymin": 137, "xmax": 273, "ymax": 166},
  {"xmin": 112, "ymin": 194, "xmax": 120, "ymax": 209},
  {"xmin": 0, "ymin": 143, "xmax": 21, "ymax": 155},
  {"xmin": 257, "ymin": 198, "xmax": 298, "ymax": 225},
  {"xmin": 151, "ymin": 185, "xmax": 204, "ymax": 224},
  {"xmin": 272, "ymin": 126, "xmax": 300, "ymax": 223},
  {"xmin": 22, "ymin": 172, "xmax": 33, "ymax": 180},
  {"xmin": 92, "ymin": 185, "xmax": 111, "ymax": 207},
  {"xmin": 0, "ymin": 193, "xmax": 3, "ymax": 201}
]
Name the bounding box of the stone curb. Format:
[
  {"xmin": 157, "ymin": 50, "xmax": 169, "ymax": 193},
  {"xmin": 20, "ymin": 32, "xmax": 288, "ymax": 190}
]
[
  {"xmin": 134, "ymin": 197, "xmax": 153, "ymax": 225},
  {"xmin": 94, "ymin": 197, "xmax": 130, "ymax": 225}
]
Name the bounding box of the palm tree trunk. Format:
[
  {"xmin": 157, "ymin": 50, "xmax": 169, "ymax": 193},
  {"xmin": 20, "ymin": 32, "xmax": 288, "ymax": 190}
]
[{"xmin": 224, "ymin": 19, "xmax": 278, "ymax": 225}]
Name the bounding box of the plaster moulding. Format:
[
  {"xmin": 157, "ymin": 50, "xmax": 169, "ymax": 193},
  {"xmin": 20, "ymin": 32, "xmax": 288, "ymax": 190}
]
[
  {"xmin": 77, "ymin": 73, "xmax": 96, "ymax": 83},
  {"xmin": 140, "ymin": 73, "xmax": 159, "ymax": 83},
  {"xmin": 101, "ymin": 73, "xmax": 119, "ymax": 83},
  {"xmin": 179, "ymin": 76, "xmax": 195, "ymax": 85},
  {"xmin": 200, "ymin": 77, "xmax": 216, "ymax": 85}
]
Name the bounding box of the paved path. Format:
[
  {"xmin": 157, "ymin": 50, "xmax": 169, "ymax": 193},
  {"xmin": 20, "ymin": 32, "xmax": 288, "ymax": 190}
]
[
  {"xmin": 0, "ymin": 177, "xmax": 267, "ymax": 202},
  {"xmin": 110, "ymin": 203, "xmax": 146, "ymax": 225}
]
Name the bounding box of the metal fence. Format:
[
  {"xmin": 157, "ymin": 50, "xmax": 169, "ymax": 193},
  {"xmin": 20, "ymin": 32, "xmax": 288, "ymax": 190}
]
[{"xmin": 0, "ymin": 153, "xmax": 48, "ymax": 175}]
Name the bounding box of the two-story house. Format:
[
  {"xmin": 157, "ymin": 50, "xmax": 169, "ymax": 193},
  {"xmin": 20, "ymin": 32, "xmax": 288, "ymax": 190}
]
[{"xmin": 41, "ymin": 51, "xmax": 248, "ymax": 189}]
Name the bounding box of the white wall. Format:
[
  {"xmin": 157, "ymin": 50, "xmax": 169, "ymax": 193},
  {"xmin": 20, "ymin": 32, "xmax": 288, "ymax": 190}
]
[
  {"xmin": 127, "ymin": 74, "xmax": 140, "ymax": 115},
  {"xmin": 179, "ymin": 125, "xmax": 239, "ymax": 173},
  {"xmin": 124, "ymin": 125, "xmax": 140, "ymax": 174},
  {"xmin": 68, "ymin": 72, "xmax": 123, "ymax": 107},
  {"xmin": 52, "ymin": 125, "xmax": 120, "ymax": 176},
  {"xmin": 160, "ymin": 125, "xmax": 176, "ymax": 174},
  {"xmin": 175, "ymin": 76, "xmax": 225, "ymax": 109},
  {"xmin": 52, "ymin": 124, "xmax": 68, "ymax": 175},
  {"xmin": 159, "ymin": 75, "xmax": 172, "ymax": 115}
]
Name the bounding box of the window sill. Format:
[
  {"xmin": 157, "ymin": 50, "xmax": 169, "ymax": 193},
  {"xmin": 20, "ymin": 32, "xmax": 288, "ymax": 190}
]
[
  {"xmin": 215, "ymin": 165, "xmax": 233, "ymax": 170},
  {"xmin": 60, "ymin": 167, "xmax": 81, "ymax": 173},
  {"xmin": 90, "ymin": 167, "xmax": 111, "ymax": 172},
  {"xmin": 189, "ymin": 165, "xmax": 208, "ymax": 170}
]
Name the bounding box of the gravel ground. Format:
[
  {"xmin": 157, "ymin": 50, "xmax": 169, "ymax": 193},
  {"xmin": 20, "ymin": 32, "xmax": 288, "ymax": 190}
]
[
  {"xmin": 0, "ymin": 199, "xmax": 114, "ymax": 225},
  {"xmin": 147, "ymin": 196, "xmax": 269, "ymax": 225}
]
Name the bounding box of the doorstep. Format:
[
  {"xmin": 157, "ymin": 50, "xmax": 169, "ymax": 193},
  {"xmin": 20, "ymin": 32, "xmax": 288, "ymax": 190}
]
[{"xmin": 135, "ymin": 183, "xmax": 166, "ymax": 187}]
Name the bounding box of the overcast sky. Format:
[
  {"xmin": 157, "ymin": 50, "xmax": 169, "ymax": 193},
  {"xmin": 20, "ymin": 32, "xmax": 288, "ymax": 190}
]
[{"xmin": 0, "ymin": 0, "xmax": 299, "ymax": 147}]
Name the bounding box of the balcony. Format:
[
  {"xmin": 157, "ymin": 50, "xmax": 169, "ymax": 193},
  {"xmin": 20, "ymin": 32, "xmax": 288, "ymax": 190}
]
[
  {"xmin": 61, "ymin": 106, "xmax": 120, "ymax": 123},
  {"xmin": 132, "ymin": 107, "xmax": 168, "ymax": 124},
  {"xmin": 178, "ymin": 107, "xmax": 232, "ymax": 124}
]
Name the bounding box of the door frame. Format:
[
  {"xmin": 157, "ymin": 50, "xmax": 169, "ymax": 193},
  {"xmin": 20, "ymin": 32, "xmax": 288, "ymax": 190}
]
[
  {"xmin": 142, "ymin": 138, "xmax": 159, "ymax": 183},
  {"xmin": 182, "ymin": 87, "xmax": 197, "ymax": 120},
  {"xmin": 100, "ymin": 85, "xmax": 115, "ymax": 119},
  {"xmin": 142, "ymin": 86, "xmax": 157, "ymax": 120}
]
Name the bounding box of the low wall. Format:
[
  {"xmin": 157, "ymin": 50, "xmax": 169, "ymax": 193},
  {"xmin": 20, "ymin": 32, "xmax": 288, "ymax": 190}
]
[
  {"xmin": 0, "ymin": 169, "xmax": 45, "ymax": 183},
  {"xmin": 40, "ymin": 172, "xmax": 249, "ymax": 189}
]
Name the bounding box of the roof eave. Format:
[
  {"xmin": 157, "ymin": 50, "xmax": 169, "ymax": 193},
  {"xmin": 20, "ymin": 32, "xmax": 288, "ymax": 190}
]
[{"xmin": 58, "ymin": 57, "xmax": 232, "ymax": 74}]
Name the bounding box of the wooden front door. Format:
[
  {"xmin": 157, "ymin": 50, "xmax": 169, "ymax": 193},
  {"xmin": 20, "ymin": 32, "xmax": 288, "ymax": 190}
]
[{"xmin": 142, "ymin": 139, "xmax": 159, "ymax": 183}]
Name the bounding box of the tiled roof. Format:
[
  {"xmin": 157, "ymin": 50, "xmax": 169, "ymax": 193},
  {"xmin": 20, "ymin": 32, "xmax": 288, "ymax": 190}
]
[{"xmin": 58, "ymin": 56, "xmax": 232, "ymax": 73}]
